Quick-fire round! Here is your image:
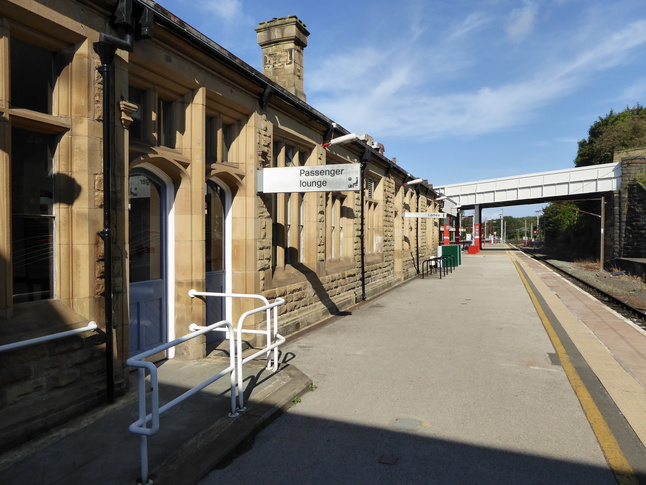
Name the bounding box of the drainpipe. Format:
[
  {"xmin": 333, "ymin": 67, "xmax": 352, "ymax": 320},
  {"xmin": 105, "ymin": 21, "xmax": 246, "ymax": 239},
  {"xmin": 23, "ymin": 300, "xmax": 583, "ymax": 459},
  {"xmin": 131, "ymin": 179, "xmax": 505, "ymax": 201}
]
[
  {"xmin": 94, "ymin": 33, "xmax": 133, "ymax": 404},
  {"xmin": 416, "ymin": 186, "xmax": 420, "ymax": 274},
  {"xmin": 359, "ymin": 160, "xmax": 367, "ymax": 301}
]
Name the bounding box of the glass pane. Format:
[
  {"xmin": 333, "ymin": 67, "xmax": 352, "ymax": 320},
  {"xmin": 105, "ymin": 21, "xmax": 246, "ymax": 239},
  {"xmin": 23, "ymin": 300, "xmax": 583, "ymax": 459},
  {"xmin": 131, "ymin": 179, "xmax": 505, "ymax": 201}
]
[
  {"xmin": 11, "ymin": 38, "xmax": 54, "ymax": 113},
  {"xmin": 129, "ymin": 174, "xmax": 163, "ymax": 282},
  {"xmin": 128, "ymin": 86, "xmax": 144, "ymax": 140},
  {"xmin": 12, "ymin": 216, "xmax": 53, "ymax": 303},
  {"xmin": 158, "ymin": 99, "xmax": 174, "ymax": 148},
  {"xmin": 12, "ymin": 128, "xmax": 55, "ymax": 303},
  {"xmin": 206, "ymin": 182, "xmax": 225, "ymax": 272}
]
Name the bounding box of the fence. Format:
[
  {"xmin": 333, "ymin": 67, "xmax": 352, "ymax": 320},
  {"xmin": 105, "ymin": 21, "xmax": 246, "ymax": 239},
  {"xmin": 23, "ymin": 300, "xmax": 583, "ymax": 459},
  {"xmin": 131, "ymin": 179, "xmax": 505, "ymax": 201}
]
[{"xmin": 127, "ymin": 291, "xmax": 285, "ymax": 484}]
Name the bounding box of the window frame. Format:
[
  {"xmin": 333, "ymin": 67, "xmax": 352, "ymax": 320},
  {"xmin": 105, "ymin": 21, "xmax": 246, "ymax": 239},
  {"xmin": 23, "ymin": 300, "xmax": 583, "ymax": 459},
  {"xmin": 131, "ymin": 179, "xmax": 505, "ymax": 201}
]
[
  {"xmin": 364, "ymin": 173, "xmax": 383, "ymax": 255},
  {"xmin": 2, "ymin": 28, "xmax": 73, "ymax": 311},
  {"xmin": 270, "ymin": 137, "xmax": 311, "ymax": 270}
]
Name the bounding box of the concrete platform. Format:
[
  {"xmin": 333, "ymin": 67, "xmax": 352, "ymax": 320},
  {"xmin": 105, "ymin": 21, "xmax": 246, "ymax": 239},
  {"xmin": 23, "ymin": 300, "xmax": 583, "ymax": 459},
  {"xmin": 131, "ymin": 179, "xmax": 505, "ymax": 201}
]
[
  {"xmin": 3, "ymin": 244, "xmax": 646, "ymax": 484},
  {"xmin": 201, "ymin": 245, "xmax": 646, "ymax": 484}
]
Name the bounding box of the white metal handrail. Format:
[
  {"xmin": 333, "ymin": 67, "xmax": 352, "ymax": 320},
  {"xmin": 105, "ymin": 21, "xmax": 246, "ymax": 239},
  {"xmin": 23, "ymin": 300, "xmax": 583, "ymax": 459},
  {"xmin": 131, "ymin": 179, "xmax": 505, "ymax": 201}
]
[
  {"xmin": 188, "ymin": 290, "xmax": 286, "ymax": 412},
  {"xmin": 127, "ymin": 320, "xmax": 235, "ymax": 485},
  {"xmin": 0, "ymin": 321, "xmax": 98, "ymax": 353}
]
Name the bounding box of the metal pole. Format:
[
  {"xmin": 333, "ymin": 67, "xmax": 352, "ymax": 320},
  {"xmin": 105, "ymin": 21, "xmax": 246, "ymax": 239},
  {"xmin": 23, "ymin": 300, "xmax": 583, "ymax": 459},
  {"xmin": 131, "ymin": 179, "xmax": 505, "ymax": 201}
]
[
  {"xmin": 415, "ymin": 186, "xmax": 419, "ymax": 274},
  {"xmin": 94, "ymin": 42, "xmax": 117, "ymax": 404},
  {"xmin": 600, "ymin": 196, "xmax": 605, "ymax": 271},
  {"xmin": 359, "ymin": 161, "xmax": 366, "ymax": 300}
]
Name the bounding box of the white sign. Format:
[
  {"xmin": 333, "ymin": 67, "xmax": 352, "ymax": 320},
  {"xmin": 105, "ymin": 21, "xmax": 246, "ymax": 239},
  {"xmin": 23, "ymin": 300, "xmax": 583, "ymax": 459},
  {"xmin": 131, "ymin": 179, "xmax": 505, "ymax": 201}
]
[
  {"xmin": 129, "ymin": 175, "xmax": 151, "ymax": 199},
  {"xmin": 404, "ymin": 212, "xmax": 447, "ymax": 218},
  {"xmin": 257, "ymin": 164, "xmax": 361, "ymax": 193}
]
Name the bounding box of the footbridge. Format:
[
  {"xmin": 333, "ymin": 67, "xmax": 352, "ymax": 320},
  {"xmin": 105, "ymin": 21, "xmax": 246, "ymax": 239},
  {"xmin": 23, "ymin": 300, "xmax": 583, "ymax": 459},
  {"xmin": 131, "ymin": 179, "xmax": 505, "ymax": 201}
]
[
  {"xmin": 434, "ymin": 162, "xmax": 622, "ymax": 253},
  {"xmin": 435, "ymin": 162, "xmax": 621, "ymax": 211}
]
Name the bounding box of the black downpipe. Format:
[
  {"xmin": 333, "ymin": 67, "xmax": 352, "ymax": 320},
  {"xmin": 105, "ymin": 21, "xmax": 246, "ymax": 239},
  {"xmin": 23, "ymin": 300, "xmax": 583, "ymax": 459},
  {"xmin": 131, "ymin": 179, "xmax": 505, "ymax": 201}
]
[
  {"xmin": 94, "ymin": 41, "xmax": 117, "ymax": 404},
  {"xmin": 416, "ymin": 186, "xmax": 420, "ymax": 274},
  {"xmin": 359, "ymin": 157, "xmax": 368, "ymax": 301},
  {"xmin": 93, "ymin": 0, "xmax": 149, "ymax": 404}
]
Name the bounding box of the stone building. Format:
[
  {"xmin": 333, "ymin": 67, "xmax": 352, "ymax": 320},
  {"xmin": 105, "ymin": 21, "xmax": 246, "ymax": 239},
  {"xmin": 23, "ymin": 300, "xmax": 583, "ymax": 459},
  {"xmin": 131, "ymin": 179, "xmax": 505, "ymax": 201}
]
[
  {"xmin": 609, "ymin": 149, "xmax": 646, "ymax": 274},
  {"xmin": 0, "ymin": 0, "xmax": 440, "ymax": 450}
]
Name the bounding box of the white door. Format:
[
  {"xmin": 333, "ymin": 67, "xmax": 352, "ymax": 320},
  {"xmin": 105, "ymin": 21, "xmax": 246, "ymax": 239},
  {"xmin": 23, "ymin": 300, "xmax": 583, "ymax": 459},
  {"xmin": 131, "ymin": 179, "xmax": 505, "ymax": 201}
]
[{"xmin": 129, "ymin": 170, "xmax": 172, "ymax": 356}]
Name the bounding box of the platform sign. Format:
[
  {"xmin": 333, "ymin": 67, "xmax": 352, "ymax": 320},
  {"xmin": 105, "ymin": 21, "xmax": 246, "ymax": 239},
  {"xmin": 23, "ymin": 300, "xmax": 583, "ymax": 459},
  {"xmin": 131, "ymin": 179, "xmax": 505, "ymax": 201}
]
[
  {"xmin": 257, "ymin": 164, "xmax": 360, "ymax": 193},
  {"xmin": 404, "ymin": 212, "xmax": 447, "ymax": 218}
]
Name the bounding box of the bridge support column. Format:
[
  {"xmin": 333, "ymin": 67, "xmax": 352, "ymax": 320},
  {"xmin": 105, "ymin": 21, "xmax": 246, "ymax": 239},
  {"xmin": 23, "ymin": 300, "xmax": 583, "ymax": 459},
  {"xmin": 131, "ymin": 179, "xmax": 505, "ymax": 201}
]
[{"xmin": 469, "ymin": 205, "xmax": 482, "ymax": 254}]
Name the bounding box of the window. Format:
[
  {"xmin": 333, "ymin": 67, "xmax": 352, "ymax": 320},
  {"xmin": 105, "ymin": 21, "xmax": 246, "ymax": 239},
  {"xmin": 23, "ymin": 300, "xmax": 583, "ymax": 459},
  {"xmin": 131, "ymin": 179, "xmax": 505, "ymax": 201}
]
[
  {"xmin": 205, "ymin": 182, "xmax": 225, "ymax": 273},
  {"xmin": 7, "ymin": 36, "xmax": 66, "ymax": 304},
  {"xmin": 365, "ymin": 175, "xmax": 382, "ymax": 253},
  {"xmin": 285, "ymin": 193, "xmax": 292, "ymax": 265},
  {"xmin": 269, "ymin": 139, "xmax": 309, "ymax": 269},
  {"xmin": 127, "ymin": 86, "xmax": 178, "ymax": 148},
  {"xmin": 128, "ymin": 86, "xmax": 145, "ymax": 140},
  {"xmin": 206, "ymin": 114, "xmax": 236, "ymax": 163},
  {"xmin": 10, "ymin": 38, "xmax": 54, "ymax": 112},
  {"xmin": 128, "ymin": 172, "xmax": 163, "ymax": 283},
  {"xmin": 157, "ymin": 98, "xmax": 175, "ymax": 148},
  {"xmin": 298, "ymin": 193, "xmax": 305, "ymax": 260},
  {"xmin": 327, "ymin": 194, "xmax": 348, "ymax": 259},
  {"xmin": 11, "ymin": 128, "xmax": 56, "ymax": 303}
]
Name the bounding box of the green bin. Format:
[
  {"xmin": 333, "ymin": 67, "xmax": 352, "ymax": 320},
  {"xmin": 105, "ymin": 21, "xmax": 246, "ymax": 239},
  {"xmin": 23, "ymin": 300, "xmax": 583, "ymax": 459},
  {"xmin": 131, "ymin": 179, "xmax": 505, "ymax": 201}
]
[{"xmin": 440, "ymin": 244, "xmax": 461, "ymax": 268}]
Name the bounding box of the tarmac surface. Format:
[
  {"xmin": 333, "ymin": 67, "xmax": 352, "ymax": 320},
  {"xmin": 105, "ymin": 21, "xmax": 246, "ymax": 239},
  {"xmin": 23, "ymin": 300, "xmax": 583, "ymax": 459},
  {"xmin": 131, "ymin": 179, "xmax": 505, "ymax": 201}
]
[{"xmin": 2, "ymin": 244, "xmax": 646, "ymax": 484}]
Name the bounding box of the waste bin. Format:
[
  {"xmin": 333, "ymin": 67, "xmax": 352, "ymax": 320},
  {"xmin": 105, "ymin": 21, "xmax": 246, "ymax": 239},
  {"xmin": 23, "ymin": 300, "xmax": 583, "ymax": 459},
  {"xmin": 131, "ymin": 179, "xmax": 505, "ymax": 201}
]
[{"xmin": 440, "ymin": 244, "xmax": 461, "ymax": 268}]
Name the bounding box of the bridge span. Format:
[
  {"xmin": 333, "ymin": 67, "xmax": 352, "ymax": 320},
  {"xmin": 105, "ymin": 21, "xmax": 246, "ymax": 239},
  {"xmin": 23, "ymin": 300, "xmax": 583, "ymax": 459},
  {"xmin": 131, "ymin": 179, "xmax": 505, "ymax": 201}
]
[
  {"xmin": 434, "ymin": 162, "xmax": 622, "ymax": 253},
  {"xmin": 435, "ymin": 162, "xmax": 621, "ymax": 211}
]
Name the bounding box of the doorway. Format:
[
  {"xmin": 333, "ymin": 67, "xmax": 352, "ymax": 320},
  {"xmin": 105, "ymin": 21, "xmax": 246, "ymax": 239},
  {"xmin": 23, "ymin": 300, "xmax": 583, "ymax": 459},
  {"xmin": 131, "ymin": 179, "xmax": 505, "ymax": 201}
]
[
  {"xmin": 205, "ymin": 180, "xmax": 230, "ymax": 344},
  {"xmin": 128, "ymin": 168, "xmax": 174, "ymax": 357}
]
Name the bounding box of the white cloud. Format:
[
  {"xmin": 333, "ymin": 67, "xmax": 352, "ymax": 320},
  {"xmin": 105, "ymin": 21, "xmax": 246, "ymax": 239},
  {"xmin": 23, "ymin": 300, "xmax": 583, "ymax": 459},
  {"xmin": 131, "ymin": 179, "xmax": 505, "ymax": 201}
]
[
  {"xmin": 309, "ymin": 18, "xmax": 646, "ymax": 143},
  {"xmin": 613, "ymin": 79, "xmax": 646, "ymax": 104},
  {"xmin": 505, "ymin": 1, "xmax": 538, "ymax": 44},
  {"xmin": 202, "ymin": 0, "xmax": 243, "ymax": 22},
  {"xmin": 447, "ymin": 12, "xmax": 492, "ymax": 41}
]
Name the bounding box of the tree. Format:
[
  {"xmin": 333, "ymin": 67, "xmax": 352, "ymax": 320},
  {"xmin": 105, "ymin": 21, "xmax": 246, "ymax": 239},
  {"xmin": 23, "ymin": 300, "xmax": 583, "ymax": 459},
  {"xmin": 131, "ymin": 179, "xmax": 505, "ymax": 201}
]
[
  {"xmin": 575, "ymin": 104, "xmax": 646, "ymax": 167},
  {"xmin": 545, "ymin": 105, "xmax": 646, "ymax": 259}
]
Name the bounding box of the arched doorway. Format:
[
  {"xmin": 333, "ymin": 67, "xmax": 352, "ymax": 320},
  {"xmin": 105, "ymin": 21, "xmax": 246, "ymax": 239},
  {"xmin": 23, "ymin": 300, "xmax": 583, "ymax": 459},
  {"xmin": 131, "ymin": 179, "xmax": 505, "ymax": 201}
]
[
  {"xmin": 128, "ymin": 168, "xmax": 174, "ymax": 357},
  {"xmin": 205, "ymin": 179, "xmax": 230, "ymax": 344}
]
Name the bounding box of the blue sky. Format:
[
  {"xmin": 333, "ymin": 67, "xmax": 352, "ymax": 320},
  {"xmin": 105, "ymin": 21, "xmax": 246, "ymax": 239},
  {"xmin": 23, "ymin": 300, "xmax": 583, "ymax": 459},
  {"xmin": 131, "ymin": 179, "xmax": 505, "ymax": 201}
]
[{"xmin": 154, "ymin": 0, "xmax": 646, "ymax": 217}]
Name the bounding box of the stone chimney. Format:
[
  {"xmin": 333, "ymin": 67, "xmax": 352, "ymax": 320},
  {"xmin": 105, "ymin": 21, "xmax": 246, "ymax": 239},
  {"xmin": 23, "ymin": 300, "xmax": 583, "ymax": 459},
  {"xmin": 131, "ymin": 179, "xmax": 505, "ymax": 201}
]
[{"xmin": 255, "ymin": 16, "xmax": 309, "ymax": 102}]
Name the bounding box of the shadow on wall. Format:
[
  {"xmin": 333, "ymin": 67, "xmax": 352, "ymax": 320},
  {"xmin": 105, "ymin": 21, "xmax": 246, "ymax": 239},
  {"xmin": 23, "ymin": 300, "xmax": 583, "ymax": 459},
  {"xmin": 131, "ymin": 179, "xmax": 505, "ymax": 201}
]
[
  {"xmin": 0, "ymin": 171, "xmax": 107, "ymax": 453},
  {"xmin": 291, "ymin": 262, "xmax": 340, "ymax": 316}
]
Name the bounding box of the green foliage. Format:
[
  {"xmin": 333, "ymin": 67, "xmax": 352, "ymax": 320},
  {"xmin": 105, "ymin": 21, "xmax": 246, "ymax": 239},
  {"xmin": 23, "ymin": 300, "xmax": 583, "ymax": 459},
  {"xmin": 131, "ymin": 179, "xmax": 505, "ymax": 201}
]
[
  {"xmin": 575, "ymin": 104, "xmax": 646, "ymax": 167},
  {"xmin": 636, "ymin": 172, "xmax": 646, "ymax": 187},
  {"xmin": 541, "ymin": 200, "xmax": 600, "ymax": 259},
  {"xmin": 543, "ymin": 202, "xmax": 578, "ymax": 233}
]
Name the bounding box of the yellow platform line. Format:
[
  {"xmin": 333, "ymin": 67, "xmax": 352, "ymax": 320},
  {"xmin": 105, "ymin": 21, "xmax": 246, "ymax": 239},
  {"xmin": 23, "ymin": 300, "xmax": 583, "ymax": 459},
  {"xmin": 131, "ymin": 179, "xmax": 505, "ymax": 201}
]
[{"xmin": 509, "ymin": 252, "xmax": 637, "ymax": 485}]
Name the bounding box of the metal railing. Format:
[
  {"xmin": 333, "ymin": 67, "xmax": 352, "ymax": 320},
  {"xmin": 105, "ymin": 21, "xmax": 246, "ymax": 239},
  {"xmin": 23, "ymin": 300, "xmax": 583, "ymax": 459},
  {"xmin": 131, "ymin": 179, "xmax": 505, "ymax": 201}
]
[
  {"xmin": 127, "ymin": 291, "xmax": 285, "ymax": 484},
  {"xmin": 127, "ymin": 319, "xmax": 236, "ymax": 485},
  {"xmin": 188, "ymin": 290, "xmax": 286, "ymax": 412},
  {"xmin": 0, "ymin": 321, "xmax": 98, "ymax": 353}
]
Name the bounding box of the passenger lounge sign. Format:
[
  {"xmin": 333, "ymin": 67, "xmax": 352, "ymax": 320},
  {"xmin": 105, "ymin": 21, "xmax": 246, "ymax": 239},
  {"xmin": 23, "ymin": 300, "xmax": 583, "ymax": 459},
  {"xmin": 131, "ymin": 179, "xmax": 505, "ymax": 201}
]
[{"xmin": 257, "ymin": 164, "xmax": 361, "ymax": 193}]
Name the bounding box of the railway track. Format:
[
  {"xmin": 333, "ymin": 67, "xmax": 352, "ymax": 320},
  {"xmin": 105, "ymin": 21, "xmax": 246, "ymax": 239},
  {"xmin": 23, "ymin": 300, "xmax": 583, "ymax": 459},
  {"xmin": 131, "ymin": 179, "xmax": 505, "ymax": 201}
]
[{"xmin": 514, "ymin": 246, "xmax": 646, "ymax": 328}]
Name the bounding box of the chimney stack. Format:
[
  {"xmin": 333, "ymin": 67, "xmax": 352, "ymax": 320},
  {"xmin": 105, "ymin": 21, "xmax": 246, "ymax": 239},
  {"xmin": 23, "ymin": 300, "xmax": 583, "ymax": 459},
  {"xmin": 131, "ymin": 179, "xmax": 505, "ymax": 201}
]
[{"xmin": 256, "ymin": 16, "xmax": 309, "ymax": 102}]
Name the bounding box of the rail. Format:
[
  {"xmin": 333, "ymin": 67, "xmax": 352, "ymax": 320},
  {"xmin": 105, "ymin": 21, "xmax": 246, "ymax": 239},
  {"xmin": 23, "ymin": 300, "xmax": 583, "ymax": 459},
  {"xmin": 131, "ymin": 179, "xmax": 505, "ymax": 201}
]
[
  {"xmin": 422, "ymin": 256, "xmax": 454, "ymax": 279},
  {"xmin": 127, "ymin": 320, "xmax": 236, "ymax": 485},
  {"xmin": 188, "ymin": 290, "xmax": 286, "ymax": 412},
  {"xmin": 0, "ymin": 321, "xmax": 98, "ymax": 353}
]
